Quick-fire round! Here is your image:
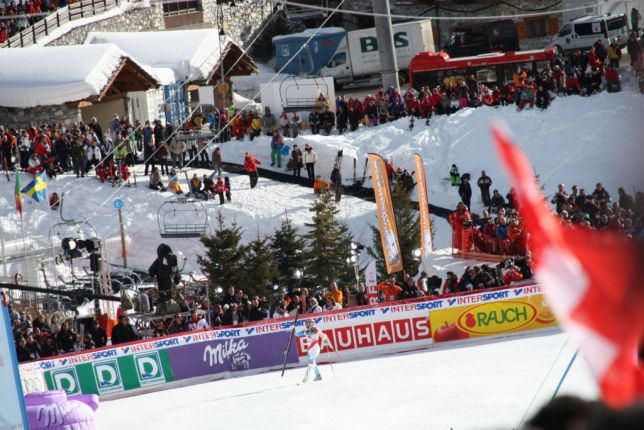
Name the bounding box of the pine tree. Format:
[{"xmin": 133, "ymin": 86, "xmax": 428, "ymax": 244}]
[
  {"xmin": 304, "ymin": 191, "xmax": 354, "ymax": 289},
  {"xmin": 271, "ymin": 215, "xmax": 307, "ymax": 291},
  {"xmin": 242, "ymin": 232, "xmax": 278, "ymax": 299},
  {"xmin": 368, "ymin": 183, "xmax": 421, "ymax": 278},
  {"xmin": 198, "ymin": 212, "xmax": 247, "ymax": 301}
]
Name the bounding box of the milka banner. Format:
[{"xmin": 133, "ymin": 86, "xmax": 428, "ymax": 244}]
[
  {"xmin": 368, "ymin": 153, "xmax": 403, "ymax": 274},
  {"xmin": 413, "ymin": 153, "xmax": 433, "ymax": 259},
  {"xmin": 167, "ymin": 331, "xmax": 297, "ymax": 380}
]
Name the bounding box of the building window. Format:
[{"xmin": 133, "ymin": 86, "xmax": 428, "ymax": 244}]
[{"xmin": 526, "ymin": 18, "xmax": 547, "ymax": 38}]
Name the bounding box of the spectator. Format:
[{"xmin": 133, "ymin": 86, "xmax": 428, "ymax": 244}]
[
  {"xmin": 303, "ymin": 144, "xmax": 317, "ymax": 180},
  {"xmin": 324, "ymin": 296, "xmax": 342, "ymax": 311},
  {"xmin": 243, "ymin": 151, "xmax": 260, "ymax": 189},
  {"xmin": 149, "ymin": 166, "xmax": 166, "ymax": 191},
  {"xmin": 288, "ymin": 144, "xmax": 303, "ymax": 177},
  {"xmin": 111, "ymin": 315, "xmax": 137, "ymax": 345},
  {"xmin": 56, "ymin": 322, "xmax": 78, "ymax": 353},
  {"xmin": 223, "ymin": 302, "xmax": 243, "ymax": 325},
  {"xmin": 449, "ymin": 164, "xmax": 460, "ymax": 186},
  {"xmin": 213, "ymin": 176, "xmax": 229, "ymax": 205},
  {"xmin": 458, "ymin": 174, "xmax": 472, "ymax": 209},
  {"xmin": 261, "ymin": 107, "xmax": 277, "ymax": 136},
  {"xmin": 376, "ymin": 276, "xmax": 402, "ymax": 302},
  {"xmin": 87, "ymin": 319, "xmax": 107, "ymax": 348},
  {"xmin": 212, "ymin": 147, "xmax": 223, "ymax": 177},
  {"xmin": 188, "ymin": 308, "xmax": 209, "ymax": 330},
  {"xmin": 355, "ymin": 283, "xmax": 368, "ymax": 306},
  {"xmin": 309, "ymin": 297, "xmax": 323, "ymax": 313},
  {"xmin": 477, "ymin": 170, "xmax": 492, "ymax": 207},
  {"xmin": 270, "ymin": 129, "xmax": 284, "ymax": 168}
]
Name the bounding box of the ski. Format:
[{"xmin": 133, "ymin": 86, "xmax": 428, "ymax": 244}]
[
  {"xmin": 183, "ymin": 171, "xmax": 191, "ymax": 198},
  {"xmin": 281, "ymin": 308, "xmax": 301, "ymax": 377},
  {"xmin": 361, "ymin": 157, "xmax": 368, "ymax": 183},
  {"xmin": 352, "ymin": 157, "xmax": 356, "ymax": 184}
]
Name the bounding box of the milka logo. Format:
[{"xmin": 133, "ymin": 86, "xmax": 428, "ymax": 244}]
[{"xmin": 203, "ymin": 339, "xmax": 249, "ymax": 367}]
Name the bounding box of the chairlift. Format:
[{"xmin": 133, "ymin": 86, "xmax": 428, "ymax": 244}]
[
  {"xmin": 157, "ymin": 198, "xmax": 209, "ymax": 238},
  {"xmin": 279, "ymin": 75, "xmax": 329, "ymax": 113}
]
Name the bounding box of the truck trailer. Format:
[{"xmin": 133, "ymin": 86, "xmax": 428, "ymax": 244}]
[{"xmin": 273, "ymin": 20, "xmax": 435, "ymax": 87}]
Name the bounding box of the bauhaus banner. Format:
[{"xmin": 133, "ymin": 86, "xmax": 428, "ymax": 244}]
[
  {"xmin": 413, "ymin": 153, "xmax": 433, "ymax": 259},
  {"xmin": 368, "ymin": 153, "xmax": 403, "ymax": 273}
]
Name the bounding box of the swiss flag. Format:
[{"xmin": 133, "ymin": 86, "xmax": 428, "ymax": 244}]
[{"xmin": 492, "ymin": 125, "xmax": 644, "ymax": 408}]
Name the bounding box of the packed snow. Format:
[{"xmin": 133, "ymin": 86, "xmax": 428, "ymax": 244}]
[{"xmin": 96, "ymin": 330, "xmax": 597, "ymax": 430}]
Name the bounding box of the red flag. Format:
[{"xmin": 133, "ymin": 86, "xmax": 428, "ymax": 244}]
[{"xmin": 492, "ymin": 124, "xmax": 644, "ymax": 408}]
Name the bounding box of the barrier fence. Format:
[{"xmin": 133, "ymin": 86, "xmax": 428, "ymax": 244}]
[{"xmin": 19, "ymin": 282, "xmax": 557, "ymax": 398}]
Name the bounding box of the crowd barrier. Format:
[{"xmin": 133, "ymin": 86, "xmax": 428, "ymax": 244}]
[{"xmin": 18, "ymin": 282, "xmax": 556, "ymax": 398}]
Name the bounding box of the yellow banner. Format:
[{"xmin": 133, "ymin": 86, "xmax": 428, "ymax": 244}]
[
  {"xmin": 430, "ymin": 294, "xmax": 558, "ymax": 342},
  {"xmin": 368, "ymin": 153, "xmax": 403, "ymax": 274},
  {"xmin": 413, "ymin": 153, "xmax": 433, "ymax": 259}
]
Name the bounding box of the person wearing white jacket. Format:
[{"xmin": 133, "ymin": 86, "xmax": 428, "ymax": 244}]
[
  {"xmin": 303, "ymin": 143, "xmax": 317, "ymax": 180},
  {"xmin": 86, "ymin": 142, "xmax": 102, "ymax": 171}
]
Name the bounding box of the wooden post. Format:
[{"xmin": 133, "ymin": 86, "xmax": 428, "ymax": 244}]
[{"xmin": 118, "ymin": 208, "xmax": 127, "ymax": 268}]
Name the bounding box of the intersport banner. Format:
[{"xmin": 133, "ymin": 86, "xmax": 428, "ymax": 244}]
[
  {"xmin": 430, "ymin": 292, "xmax": 558, "ymax": 342},
  {"xmin": 368, "ymin": 153, "xmax": 403, "ymax": 274},
  {"xmin": 413, "ymin": 153, "xmax": 433, "ymax": 259}
]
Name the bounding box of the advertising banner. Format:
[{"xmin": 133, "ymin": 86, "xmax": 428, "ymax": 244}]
[
  {"xmin": 0, "ymin": 306, "xmax": 29, "ymax": 430},
  {"xmin": 364, "ymin": 260, "xmax": 379, "ymax": 305},
  {"xmin": 430, "ymin": 293, "xmax": 557, "ymax": 342},
  {"xmin": 167, "ymin": 331, "xmax": 297, "ymax": 380},
  {"xmin": 44, "ymin": 349, "xmax": 174, "ymax": 396},
  {"xmin": 368, "ymin": 153, "xmax": 403, "ymax": 274},
  {"xmin": 413, "ymin": 153, "xmax": 433, "ymax": 259}
]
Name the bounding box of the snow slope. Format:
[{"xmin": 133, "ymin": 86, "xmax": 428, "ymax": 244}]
[
  {"xmin": 96, "ymin": 330, "xmax": 597, "ymax": 430},
  {"xmin": 1, "ymin": 80, "xmax": 640, "ymax": 279}
]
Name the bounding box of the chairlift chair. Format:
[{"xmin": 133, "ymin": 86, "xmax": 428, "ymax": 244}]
[
  {"xmin": 157, "ymin": 198, "xmax": 209, "ymax": 238},
  {"xmin": 279, "ymin": 76, "xmax": 329, "ymax": 113}
]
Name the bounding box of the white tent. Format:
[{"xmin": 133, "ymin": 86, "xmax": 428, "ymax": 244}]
[
  {"xmin": 84, "ymin": 29, "xmax": 231, "ymax": 84},
  {"xmin": 0, "ymin": 44, "xmax": 160, "ymax": 108}
]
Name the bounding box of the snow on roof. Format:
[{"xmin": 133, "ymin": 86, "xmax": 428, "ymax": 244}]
[
  {"xmin": 0, "ymin": 44, "xmax": 136, "ymax": 108},
  {"xmin": 84, "ymin": 29, "xmax": 229, "ymax": 83},
  {"xmin": 272, "ymin": 27, "xmax": 345, "ymax": 42}
]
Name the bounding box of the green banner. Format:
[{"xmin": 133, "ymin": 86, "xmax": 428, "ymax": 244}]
[{"xmin": 44, "ymin": 350, "xmax": 173, "ymax": 396}]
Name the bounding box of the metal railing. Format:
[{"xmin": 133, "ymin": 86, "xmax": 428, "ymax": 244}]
[{"xmin": 2, "ymin": 0, "xmax": 125, "ymax": 48}]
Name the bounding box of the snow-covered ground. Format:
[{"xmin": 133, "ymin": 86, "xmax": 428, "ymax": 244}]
[
  {"xmin": 0, "ymin": 77, "xmax": 640, "ymax": 280},
  {"xmin": 96, "ymin": 330, "xmax": 596, "ymax": 430}
]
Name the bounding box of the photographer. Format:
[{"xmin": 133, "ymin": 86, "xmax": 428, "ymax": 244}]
[{"xmin": 149, "ymin": 243, "xmax": 181, "ymax": 314}]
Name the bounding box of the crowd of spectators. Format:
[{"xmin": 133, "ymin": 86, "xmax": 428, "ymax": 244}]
[
  {"xmin": 449, "ymin": 168, "xmax": 643, "ymax": 256},
  {"xmin": 0, "ymin": 0, "xmax": 68, "ymax": 42}
]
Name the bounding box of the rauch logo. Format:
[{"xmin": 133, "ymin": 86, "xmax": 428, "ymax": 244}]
[
  {"xmin": 456, "ymin": 301, "xmax": 537, "ymax": 335},
  {"xmin": 51, "ymin": 368, "xmax": 81, "ymax": 395},
  {"xmin": 135, "ymin": 352, "xmax": 165, "ymax": 386},
  {"xmin": 92, "ymin": 359, "xmax": 124, "ymax": 394}
]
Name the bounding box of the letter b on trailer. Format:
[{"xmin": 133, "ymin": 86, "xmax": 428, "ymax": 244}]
[{"xmin": 360, "ymin": 36, "xmax": 378, "ymax": 52}]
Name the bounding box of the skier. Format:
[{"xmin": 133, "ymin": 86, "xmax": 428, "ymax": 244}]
[{"xmin": 296, "ymin": 318, "xmax": 332, "ymax": 383}]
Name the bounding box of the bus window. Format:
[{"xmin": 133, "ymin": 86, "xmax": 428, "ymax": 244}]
[
  {"xmin": 535, "ymin": 60, "xmax": 551, "ymax": 72},
  {"xmin": 474, "ymin": 67, "xmax": 497, "ymax": 84},
  {"xmin": 436, "ymin": 69, "xmax": 467, "ymax": 88}
]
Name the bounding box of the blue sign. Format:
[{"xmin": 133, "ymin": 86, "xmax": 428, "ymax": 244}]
[
  {"xmin": 113, "ymin": 198, "xmax": 125, "ymax": 210},
  {"xmin": 0, "ymin": 306, "xmax": 29, "ymax": 429}
]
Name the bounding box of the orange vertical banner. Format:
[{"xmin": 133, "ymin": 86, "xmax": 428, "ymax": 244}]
[
  {"xmin": 368, "ymin": 153, "xmax": 403, "ymax": 274},
  {"xmin": 414, "ymin": 153, "xmax": 433, "ymax": 259}
]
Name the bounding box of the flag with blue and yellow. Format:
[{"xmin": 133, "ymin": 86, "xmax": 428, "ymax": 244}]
[{"xmin": 21, "ymin": 171, "xmax": 48, "ymax": 203}]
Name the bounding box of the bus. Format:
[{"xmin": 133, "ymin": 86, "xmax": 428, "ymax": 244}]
[{"xmin": 409, "ymin": 48, "xmax": 556, "ymax": 91}]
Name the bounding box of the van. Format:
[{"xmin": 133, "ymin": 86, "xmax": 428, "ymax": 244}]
[
  {"xmin": 444, "ymin": 19, "xmax": 520, "ymax": 58},
  {"xmin": 552, "ymin": 14, "xmax": 628, "ymax": 54}
]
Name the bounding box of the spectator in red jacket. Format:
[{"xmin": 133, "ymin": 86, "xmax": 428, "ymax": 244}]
[
  {"xmin": 213, "ymin": 176, "xmax": 229, "ymax": 205},
  {"xmin": 449, "ymin": 202, "xmax": 472, "ymax": 250},
  {"xmin": 502, "ymin": 265, "xmax": 524, "ymax": 285},
  {"xmin": 243, "ymin": 152, "xmax": 260, "ymax": 189}
]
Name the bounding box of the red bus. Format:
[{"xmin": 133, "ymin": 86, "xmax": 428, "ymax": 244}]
[{"xmin": 409, "ymin": 48, "xmax": 556, "ymax": 90}]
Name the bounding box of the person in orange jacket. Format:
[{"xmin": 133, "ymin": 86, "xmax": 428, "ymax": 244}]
[
  {"xmin": 376, "ymin": 276, "xmax": 403, "ymax": 302},
  {"xmin": 325, "ymin": 281, "xmax": 343, "ymax": 305},
  {"xmin": 313, "ymin": 175, "xmax": 331, "ymax": 194},
  {"xmin": 244, "ymin": 152, "xmax": 260, "ymax": 189}
]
